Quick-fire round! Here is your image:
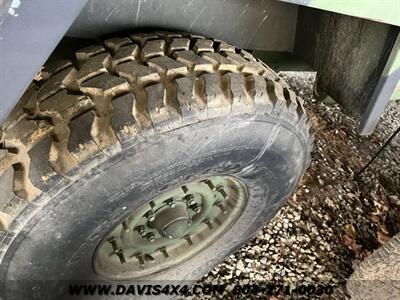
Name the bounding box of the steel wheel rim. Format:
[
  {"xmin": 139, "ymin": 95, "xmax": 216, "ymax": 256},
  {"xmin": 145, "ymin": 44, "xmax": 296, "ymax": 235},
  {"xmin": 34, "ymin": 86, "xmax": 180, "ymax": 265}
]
[{"xmin": 93, "ymin": 176, "xmax": 248, "ymax": 280}]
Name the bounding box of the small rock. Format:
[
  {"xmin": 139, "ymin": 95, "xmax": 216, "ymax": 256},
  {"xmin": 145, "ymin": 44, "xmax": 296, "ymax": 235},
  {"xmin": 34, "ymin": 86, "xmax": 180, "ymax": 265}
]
[
  {"xmin": 236, "ymin": 260, "xmax": 245, "ymax": 272},
  {"xmin": 389, "ymin": 195, "xmax": 400, "ymax": 206}
]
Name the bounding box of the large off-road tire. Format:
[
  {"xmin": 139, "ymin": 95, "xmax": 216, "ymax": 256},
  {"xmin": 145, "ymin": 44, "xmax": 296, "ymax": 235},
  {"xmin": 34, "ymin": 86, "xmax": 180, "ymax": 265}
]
[
  {"xmin": 347, "ymin": 233, "xmax": 400, "ymax": 299},
  {"xmin": 0, "ymin": 31, "xmax": 312, "ymax": 299}
]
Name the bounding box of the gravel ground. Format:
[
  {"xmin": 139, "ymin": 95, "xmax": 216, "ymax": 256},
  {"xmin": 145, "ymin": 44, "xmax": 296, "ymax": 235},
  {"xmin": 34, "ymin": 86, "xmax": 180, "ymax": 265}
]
[{"xmin": 200, "ymin": 72, "xmax": 400, "ymax": 299}]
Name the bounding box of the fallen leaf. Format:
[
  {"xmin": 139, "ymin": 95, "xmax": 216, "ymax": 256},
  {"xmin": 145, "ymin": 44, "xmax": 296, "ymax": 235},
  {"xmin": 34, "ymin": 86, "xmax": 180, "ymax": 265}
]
[
  {"xmin": 343, "ymin": 224, "xmax": 356, "ymax": 239},
  {"xmin": 377, "ymin": 229, "xmax": 391, "ymax": 245},
  {"xmin": 33, "ymin": 67, "xmax": 45, "ymax": 81},
  {"xmin": 342, "ymin": 234, "xmax": 362, "ymax": 252},
  {"xmin": 370, "ymin": 207, "xmax": 386, "ymax": 217},
  {"xmin": 367, "ymin": 214, "xmax": 380, "ymax": 224},
  {"xmin": 379, "ymin": 224, "xmax": 390, "ymax": 235},
  {"xmin": 376, "ymin": 223, "xmax": 391, "ymax": 245}
]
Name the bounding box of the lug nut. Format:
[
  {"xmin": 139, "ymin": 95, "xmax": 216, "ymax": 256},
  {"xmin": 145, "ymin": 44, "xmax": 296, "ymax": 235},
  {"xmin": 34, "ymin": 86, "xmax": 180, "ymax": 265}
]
[
  {"xmin": 115, "ymin": 249, "xmax": 126, "ymax": 264},
  {"xmin": 122, "ymin": 221, "xmax": 130, "ymax": 232},
  {"xmin": 190, "ymin": 203, "xmax": 201, "ymax": 213},
  {"xmin": 202, "ymin": 179, "xmax": 215, "ymax": 191},
  {"xmin": 203, "ymin": 218, "xmax": 213, "ymax": 230},
  {"xmin": 184, "ymin": 235, "xmax": 193, "ymax": 246},
  {"xmin": 165, "ymin": 198, "xmax": 176, "ymax": 208},
  {"xmin": 216, "ymin": 185, "xmax": 228, "ymax": 199},
  {"xmin": 146, "ymin": 232, "xmax": 155, "ymax": 242},
  {"xmin": 108, "ymin": 237, "xmax": 119, "ymax": 250},
  {"xmin": 160, "ymin": 247, "xmax": 169, "ymax": 258},
  {"xmin": 136, "ymin": 225, "xmax": 147, "ymax": 237},
  {"xmin": 185, "ymin": 194, "xmax": 197, "ymax": 206},
  {"xmin": 145, "ymin": 210, "xmax": 156, "ymax": 222},
  {"xmin": 134, "ymin": 253, "xmax": 145, "ymax": 265},
  {"xmin": 182, "ymin": 185, "xmax": 189, "ymax": 194}
]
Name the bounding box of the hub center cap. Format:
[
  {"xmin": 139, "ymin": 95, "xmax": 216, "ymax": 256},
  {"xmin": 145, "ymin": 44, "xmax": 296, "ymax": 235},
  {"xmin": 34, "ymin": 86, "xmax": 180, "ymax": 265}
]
[{"xmin": 151, "ymin": 202, "xmax": 190, "ymax": 239}]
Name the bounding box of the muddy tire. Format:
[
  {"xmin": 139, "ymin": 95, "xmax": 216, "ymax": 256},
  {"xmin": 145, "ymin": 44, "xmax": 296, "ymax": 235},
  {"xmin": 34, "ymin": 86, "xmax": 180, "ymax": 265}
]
[
  {"xmin": 0, "ymin": 32, "xmax": 312, "ymax": 299},
  {"xmin": 347, "ymin": 233, "xmax": 400, "ymax": 300}
]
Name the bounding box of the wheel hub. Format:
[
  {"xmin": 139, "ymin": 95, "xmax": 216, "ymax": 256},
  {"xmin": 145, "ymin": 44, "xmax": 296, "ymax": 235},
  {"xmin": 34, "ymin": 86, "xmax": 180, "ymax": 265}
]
[
  {"xmin": 93, "ymin": 176, "xmax": 247, "ymax": 280},
  {"xmin": 151, "ymin": 202, "xmax": 190, "ymax": 239}
]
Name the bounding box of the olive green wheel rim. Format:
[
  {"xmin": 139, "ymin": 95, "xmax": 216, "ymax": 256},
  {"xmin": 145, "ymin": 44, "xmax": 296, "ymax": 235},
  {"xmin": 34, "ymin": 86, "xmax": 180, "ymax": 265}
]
[{"xmin": 93, "ymin": 176, "xmax": 248, "ymax": 280}]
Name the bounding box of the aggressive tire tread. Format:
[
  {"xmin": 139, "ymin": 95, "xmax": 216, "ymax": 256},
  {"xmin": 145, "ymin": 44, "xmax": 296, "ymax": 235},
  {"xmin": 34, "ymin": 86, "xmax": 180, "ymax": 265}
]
[{"xmin": 0, "ymin": 32, "xmax": 312, "ymax": 264}]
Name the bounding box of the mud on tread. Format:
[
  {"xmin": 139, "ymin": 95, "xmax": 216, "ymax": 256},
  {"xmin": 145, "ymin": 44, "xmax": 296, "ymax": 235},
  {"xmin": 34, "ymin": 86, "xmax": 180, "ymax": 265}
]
[{"xmin": 0, "ymin": 32, "xmax": 312, "ymax": 260}]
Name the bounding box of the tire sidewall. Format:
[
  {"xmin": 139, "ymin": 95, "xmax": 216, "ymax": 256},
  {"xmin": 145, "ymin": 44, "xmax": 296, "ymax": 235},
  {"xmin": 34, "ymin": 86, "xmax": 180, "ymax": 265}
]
[{"xmin": 1, "ymin": 115, "xmax": 308, "ymax": 299}]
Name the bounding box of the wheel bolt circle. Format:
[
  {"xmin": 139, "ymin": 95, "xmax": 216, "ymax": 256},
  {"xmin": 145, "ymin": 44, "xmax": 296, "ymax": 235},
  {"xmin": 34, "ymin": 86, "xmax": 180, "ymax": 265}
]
[{"xmin": 96, "ymin": 176, "xmax": 247, "ymax": 279}]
